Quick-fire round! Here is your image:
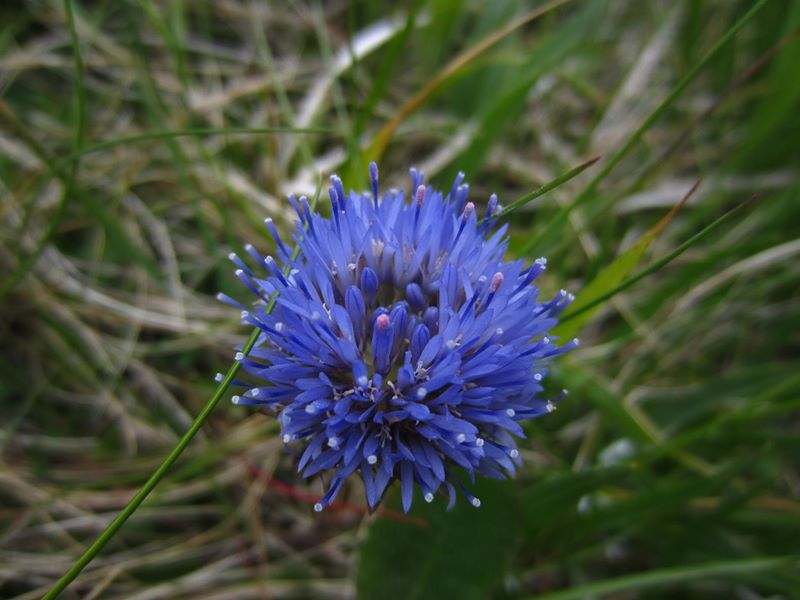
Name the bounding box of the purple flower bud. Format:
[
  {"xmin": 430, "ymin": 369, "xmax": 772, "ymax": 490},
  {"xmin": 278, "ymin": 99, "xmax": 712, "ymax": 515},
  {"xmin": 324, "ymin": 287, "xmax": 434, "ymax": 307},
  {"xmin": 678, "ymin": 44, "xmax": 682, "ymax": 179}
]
[
  {"xmin": 406, "ymin": 282, "xmax": 426, "ymax": 312},
  {"xmin": 410, "ymin": 323, "xmax": 431, "ymax": 361},
  {"xmin": 422, "ymin": 306, "xmax": 439, "ymax": 332},
  {"xmin": 345, "ymin": 285, "xmax": 366, "ymax": 343},
  {"xmin": 361, "ymin": 267, "xmax": 379, "ymax": 301}
]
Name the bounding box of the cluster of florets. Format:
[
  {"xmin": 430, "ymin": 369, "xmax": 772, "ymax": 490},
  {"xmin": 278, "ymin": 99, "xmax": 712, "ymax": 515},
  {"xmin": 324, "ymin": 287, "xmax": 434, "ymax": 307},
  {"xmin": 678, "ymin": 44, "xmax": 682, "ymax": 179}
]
[{"xmin": 222, "ymin": 163, "xmax": 577, "ymax": 512}]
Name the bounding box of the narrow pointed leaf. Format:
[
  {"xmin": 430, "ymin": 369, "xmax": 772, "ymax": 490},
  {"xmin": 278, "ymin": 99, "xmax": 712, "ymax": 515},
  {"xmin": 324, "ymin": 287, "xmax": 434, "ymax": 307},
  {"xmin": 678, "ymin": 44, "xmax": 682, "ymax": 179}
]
[{"xmin": 553, "ymin": 180, "xmax": 700, "ymax": 339}]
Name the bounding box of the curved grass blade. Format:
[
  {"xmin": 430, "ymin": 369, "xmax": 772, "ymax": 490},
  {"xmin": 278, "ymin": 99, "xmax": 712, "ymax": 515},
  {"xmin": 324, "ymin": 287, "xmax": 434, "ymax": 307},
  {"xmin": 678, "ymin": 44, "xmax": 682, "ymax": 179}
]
[
  {"xmin": 0, "ymin": 0, "xmax": 86, "ymax": 302},
  {"xmin": 553, "ymin": 179, "xmax": 700, "ymax": 340},
  {"xmin": 522, "ymin": 0, "xmax": 770, "ymax": 255},
  {"xmin": 558, "ymin": 193, "xmax": 757, "ymax": 327},
  {"xmin": 498, "ymin": 156, "xmax": 600, "ymax": 218},
  {"xmin": 365, "ymin": 0, "xmax": 574, "ymax": 162},
  {"xmin": 527, "ymin": 555, "xmax": 797, "ymax": 600}
]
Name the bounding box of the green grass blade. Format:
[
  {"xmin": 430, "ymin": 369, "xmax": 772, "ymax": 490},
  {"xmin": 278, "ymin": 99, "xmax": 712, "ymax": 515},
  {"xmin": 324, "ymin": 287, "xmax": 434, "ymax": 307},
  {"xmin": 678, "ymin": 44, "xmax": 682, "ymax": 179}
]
[
  {"xmin": 586, "ymin": 7, "xmax": 740, "ymax": 192},
  {"xmin": 40, "ymin": 326, "xmax": 262, "ymax": 600},
  {"xmin": 553, "ymin": 180, "xmax": 700, "ymax": 339},
  {"xmin": 498, "ymin": 156, "xmax": 600, "ymax": 218},
  {"xmin": 559, "ymin": 194, "xmax": 756, "ymax": 326},
  {"xmin": 523, "ymin": 0, "xmax": 770, "ymax": 255},
  {"xmin": 527, "ymin": 555, "xmax": 797, "ymax": 600},
  {"xmin": 365, "ymin": 0, "xmax": 574, "ymax": 162},
  {"xmin": 0, "ymin": 0, "xmax": 86, "ymax": 302}
]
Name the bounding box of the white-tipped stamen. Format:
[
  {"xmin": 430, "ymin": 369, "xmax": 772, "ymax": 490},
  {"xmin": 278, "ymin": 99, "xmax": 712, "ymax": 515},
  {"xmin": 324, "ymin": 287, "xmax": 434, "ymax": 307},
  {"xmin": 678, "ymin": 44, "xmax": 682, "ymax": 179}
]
[
  {"xmin": 424, "ymin": 492, "xmax": 434, "ymax": 503},
  {"xmin": 234, "ymin": 352, "xmax": 245, "ymax": 361},
  {"xmin": 231, "ymin": 395, "xmax": 240, "ymax": 404},
  {"xmin": 282, "ymin": 434, "xmax": 292, "ymax": 443},
  {"xmin": 471, "ymin": 497, "xmax": 481, "ymax": 508},
  {"xmin": 456, "ymin": 433, "xmax": 466, "ymax": 443},
  {"xmin": 475, "ymin": 438, "xmax": 485, "ymax": 447},
  {"xmin": 416, "ymin": 387, "xmax": 427, "ymax": 400},
  {"xmin": 327, "ymin": 437, "xmax": 339, "ymax": 448},
  {"xmin": 367, "ymin": 454, "xmax": 378, "ymax": 465},
  {"xmin": 214, "ymin": 373, "xmax": 224, "ymax": 383},
  {"xmin": 509, "ymin": 448, "xmax": 519, "ymax": 458},
  {"xmin": 506, "ymin": 408, "xmax": 516, "ymax": 417},
  {"xmin": 313, "ymin": 502, "xmax": 323, "ymax": 512}
]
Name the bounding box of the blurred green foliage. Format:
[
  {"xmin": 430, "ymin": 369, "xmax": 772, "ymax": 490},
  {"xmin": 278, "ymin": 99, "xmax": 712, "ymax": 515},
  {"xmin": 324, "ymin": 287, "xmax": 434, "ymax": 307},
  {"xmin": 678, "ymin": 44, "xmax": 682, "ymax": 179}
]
[{"xmin": 1, "ymin": 0, "xmax": 798, "ymax": 598}]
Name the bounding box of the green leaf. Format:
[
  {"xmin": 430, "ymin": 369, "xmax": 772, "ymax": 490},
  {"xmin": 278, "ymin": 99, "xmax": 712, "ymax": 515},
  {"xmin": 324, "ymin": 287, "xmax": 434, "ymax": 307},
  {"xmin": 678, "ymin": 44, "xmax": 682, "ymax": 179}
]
[
  {"xmin": 553, "ymin": 181, "xmax": 699, "ymax": 340},
  {"xmin": 558, "ymin": 193, "xmax": 756, "ymax": 331},
  {"xmin": 357, "ymin": 479, "xmax": 519, "ymax": 600}
]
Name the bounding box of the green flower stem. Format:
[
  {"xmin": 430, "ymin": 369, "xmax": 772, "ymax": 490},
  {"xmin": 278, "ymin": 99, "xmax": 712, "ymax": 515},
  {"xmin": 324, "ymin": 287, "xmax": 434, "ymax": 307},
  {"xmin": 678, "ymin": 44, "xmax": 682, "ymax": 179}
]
[
  {"xmin": 42, "ymin": 326, "xmax": 261, "ymax": 600},
  {"xmin": 44, "ymin": 174, "xmax": 323, "ymax": 600}
]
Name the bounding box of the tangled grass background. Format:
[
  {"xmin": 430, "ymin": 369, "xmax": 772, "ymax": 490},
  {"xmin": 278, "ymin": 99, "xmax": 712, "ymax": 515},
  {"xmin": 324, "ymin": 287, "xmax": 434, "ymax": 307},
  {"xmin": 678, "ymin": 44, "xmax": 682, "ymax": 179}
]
[{"xmin": 1, "ymin": 1, "xmax": 798, "ymax": 598}]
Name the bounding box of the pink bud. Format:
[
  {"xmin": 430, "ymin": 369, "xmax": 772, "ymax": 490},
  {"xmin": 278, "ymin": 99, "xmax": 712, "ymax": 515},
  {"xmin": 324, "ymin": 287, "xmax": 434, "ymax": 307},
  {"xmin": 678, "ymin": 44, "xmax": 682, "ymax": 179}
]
[
  {"xmin": 415, "ymin": 184, "xmax": 426, "ymax": 206},
  {"xmin": 376, "ymin": 313, "xmax": 390, "ymax": 331},
  {"xmin": 490, "ymin": 271, "xmax": 504, "ymax": 292}
]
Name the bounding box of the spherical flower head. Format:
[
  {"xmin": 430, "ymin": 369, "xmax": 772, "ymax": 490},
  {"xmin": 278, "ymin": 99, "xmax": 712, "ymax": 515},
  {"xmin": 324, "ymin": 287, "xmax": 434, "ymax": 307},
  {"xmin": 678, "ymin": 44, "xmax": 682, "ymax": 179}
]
[{"xmin": 226, "ymin": 165, "xmax": 577, "ymax": 512}]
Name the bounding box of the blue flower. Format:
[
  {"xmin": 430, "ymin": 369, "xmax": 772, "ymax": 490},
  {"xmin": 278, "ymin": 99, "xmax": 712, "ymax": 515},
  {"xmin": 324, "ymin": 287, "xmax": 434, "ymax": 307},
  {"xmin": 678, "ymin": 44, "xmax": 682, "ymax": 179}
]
[{"xmin": 223, "ymin": 164, "xmax": 577, "ymax": 512}]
